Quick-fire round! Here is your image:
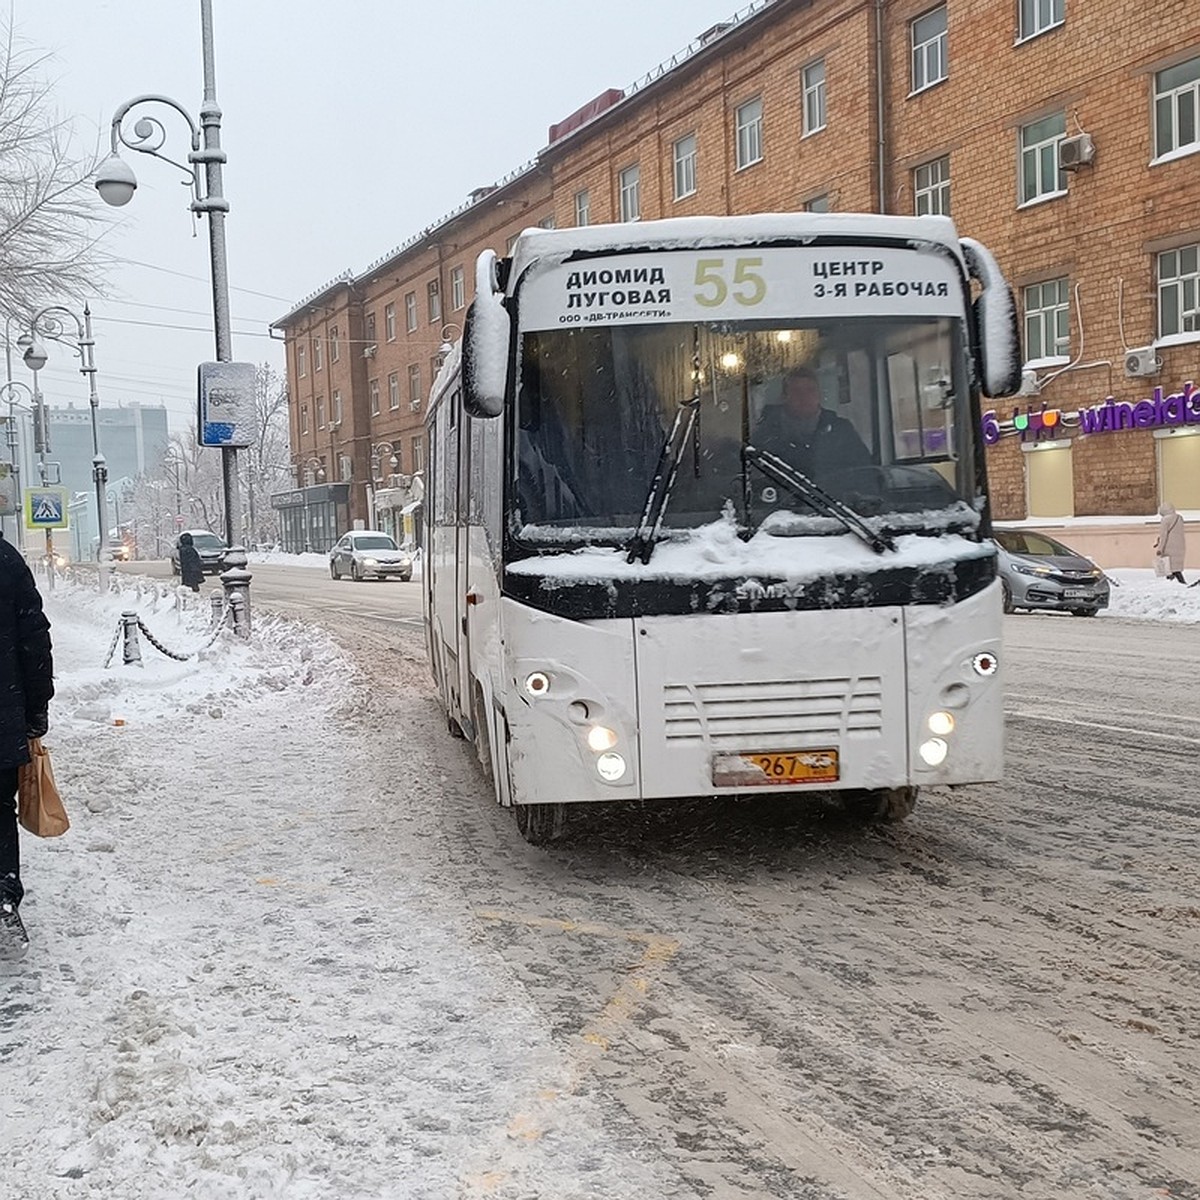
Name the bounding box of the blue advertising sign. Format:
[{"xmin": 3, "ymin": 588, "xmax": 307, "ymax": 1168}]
[{"xmin": 197, "ymin": 361, "xmax": 256, "ymax": 448}]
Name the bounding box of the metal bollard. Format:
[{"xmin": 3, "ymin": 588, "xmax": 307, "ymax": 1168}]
[
  {"xmin": 220, "ymin": 565, "xmax": 252, "ymax": 639},
  {"xmin": 121, "ymin": 610, "xmax": 143, "ymax": 667},
  {"xmin": 210, "ymin": 591, "xmax": 225, "ymax": 626}
]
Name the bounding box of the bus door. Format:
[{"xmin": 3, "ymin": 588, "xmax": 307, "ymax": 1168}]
[{"xmin": 453, "ymin": 392, "xmax": 475, "ymax": 729}]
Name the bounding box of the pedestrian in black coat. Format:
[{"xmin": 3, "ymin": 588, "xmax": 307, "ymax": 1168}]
[
  {"xmin": 177, "ymin": 531, "xmax": 204, "ymax": 592},
  {"xmin": 0, "ymin": 534, "xmax": 54, "ymax": 959}
]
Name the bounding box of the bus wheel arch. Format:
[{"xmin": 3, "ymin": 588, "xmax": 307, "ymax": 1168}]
[{"xmin": 515, "ymin": 801, "xmax": 567, "ymax": 845}]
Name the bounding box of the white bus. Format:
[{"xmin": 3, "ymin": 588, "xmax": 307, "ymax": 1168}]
[{"xmin": 425, "ymin": 214, "xmax": 1020, "ymax": 843}]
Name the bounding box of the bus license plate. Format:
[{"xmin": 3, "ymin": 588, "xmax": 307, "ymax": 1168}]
[{"xmin": 712, "ymin": 749, "xmax": 840, "ymax": 787}]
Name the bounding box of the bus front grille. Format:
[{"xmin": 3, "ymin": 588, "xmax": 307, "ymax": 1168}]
[{"xmin": 662, "ymin": 677, "xmax": 884, "ymax": 744}]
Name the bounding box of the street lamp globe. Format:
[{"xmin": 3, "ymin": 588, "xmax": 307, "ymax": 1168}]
[
  {"xmin": 22, "ymin": 340, "xmax": 48, "ymax": 372},
  {"xmin": 94, "ymin": 154, "xmax": 139, "ymax": 207}
]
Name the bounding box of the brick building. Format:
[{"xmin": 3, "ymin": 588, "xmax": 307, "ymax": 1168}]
[{"xmin": 272, "ymin": 0, "xmax": 1200, "ymax": 547}]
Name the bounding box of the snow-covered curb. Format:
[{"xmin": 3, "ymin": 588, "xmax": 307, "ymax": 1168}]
[{"xmin": 1100, "ymin": 568, "xmax": 1200, "ymax": 624}]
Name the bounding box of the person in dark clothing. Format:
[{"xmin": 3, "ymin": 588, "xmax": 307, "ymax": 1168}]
[
  {"xmin": 752, "ymin": 365, "xmax": 873, "ymax": 479},
  {"xmin": 0, "ymin": 534, "xmax": 54, "ymax": 959},
  {"xmin": 177, "ymin": 531, "xmax": 204, "ymax": 592}
]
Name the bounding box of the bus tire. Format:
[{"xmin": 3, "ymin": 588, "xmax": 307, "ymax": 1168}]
[
  {"xmin": 515, "ymin": 802, "xmax": 566, "ymax": 845},
  {"xmin": 841, "ymin": 786, "xmax": 918, "ymax": 823},
  {"xmin": 472, "ymin": 685, "xmax": 494, "ymax": 786}
]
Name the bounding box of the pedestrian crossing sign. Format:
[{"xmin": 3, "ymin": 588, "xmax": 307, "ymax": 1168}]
[{"xmin": 24, "ymin": 487, "xmax": 68, "ymax": 530}]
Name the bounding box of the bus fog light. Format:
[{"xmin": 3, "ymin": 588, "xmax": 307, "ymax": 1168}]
[
  {"xmin": 927, "ymin": 711, "xmax": 955, "ymax": 736},
  {"xmin": 919, "ymin": 738, "xmax": 949, "ymax": 766},
  {"xmin": 587, "ymin": 725, "xmax": 619, "ymax": 752},
  {"xmin": 972, "ymin": 652, "xmax": 998, "ymax": 677},
  {"xmin": 596, "ymin": 752, "xmax": 626, "ymax": 781},
  {"xmin": 524, "ymin": 672, "xmax": 550, "ymax": 697}
]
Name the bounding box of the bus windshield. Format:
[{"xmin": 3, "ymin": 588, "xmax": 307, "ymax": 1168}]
[{"xmin": 514, "ymin": 316, "xmax": 977, "ymax": 545}]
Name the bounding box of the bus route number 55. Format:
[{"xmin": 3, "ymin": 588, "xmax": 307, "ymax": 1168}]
[{"xmin": 694, "ymin": 257, "xmax": 767, "ymax": 308}]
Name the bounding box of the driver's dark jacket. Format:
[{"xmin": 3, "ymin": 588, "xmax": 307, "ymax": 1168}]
[{"xmin": 751, "ymin": 406, "xmax": 872, "ymax": 477}]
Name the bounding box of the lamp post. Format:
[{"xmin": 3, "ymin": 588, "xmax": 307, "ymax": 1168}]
[
  {"xmin": 300, "ymin": 457, "xmax": 325, "ymax": 552},
  {"xmin": 17, "ymin": 341, "xmax": 55, "ymax": 586},
  {"xmin": 22, "ymin": 305, "xmax": 109, "ymax": 587},
  {"xmin": 94, "ymin": 0, "xmax": 243, "ymax": 552},
  {"xmin": 0, "ymin": 380, "xmax": 32, "ymax": 551},
  {"xmin": 368, "ymin": 441, "xmax": 397, "ymax": 531}
]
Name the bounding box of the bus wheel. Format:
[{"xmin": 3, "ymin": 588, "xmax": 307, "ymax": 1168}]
[
  {"xmin": 515, "ymin": 802, "xmax": 565, "ymax": 845},
  {"xmin": 841, "ymin": 786, "xmax": 918, "ymax": 823},
  {"xmin": 472, "ymin": 687, "xmax": 494, "ymax": 786}
]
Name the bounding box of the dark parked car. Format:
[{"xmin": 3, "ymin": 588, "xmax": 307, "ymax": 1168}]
[
  {"xmin": 994, "ymin": 529, "xmax": 1110, "ymax": 617},
  {"xmin": 329, "ymin": 531, "xmax": 413, "ymax": 581},
  {"xmin": 170, "ymin": 530, "xmax": 228, "ymax": 576}
]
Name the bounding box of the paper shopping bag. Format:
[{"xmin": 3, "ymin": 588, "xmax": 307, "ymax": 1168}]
[
  {"xmin": 17, "ymin": 738, "xmax": 69, "ymax": 838},
  {"xmin": 1155, "ymin": 555, "xmax": 1169, "ymax": 577}
]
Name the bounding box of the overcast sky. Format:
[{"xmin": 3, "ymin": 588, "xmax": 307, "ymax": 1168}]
[{"xmin": 20, "ymin": 0, "xmax": 750, "ymax": 437}]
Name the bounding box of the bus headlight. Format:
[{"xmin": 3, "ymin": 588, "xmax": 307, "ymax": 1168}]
[
  {"xmin": 927, "ymin": 711, "xmax": 955, "ymax": 736},
  {"xmin": 919, "ymin": 738, "xmax": 949, "ymax": 766},
  {"xmin": 596, "ymin": 752, "xmax": 626, "ymax": 781},
  {"xmin": 586, "ymin": 725, "xmax": 619, "ymax": 752}
]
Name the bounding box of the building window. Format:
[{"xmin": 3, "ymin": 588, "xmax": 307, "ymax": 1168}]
[
  {"xmin": 914, "ymin": 156, "xmax": 951, "ymax": 215},
  {"xmin": 300, "ymin": 404, "xmax": 309, "ymax": 434},
  {"xmin": 408, "ymin": 363, "xmax": 422, "ymax": 407},
  {"xmin": 1154, "ymin": 57, "xmax": 1200, "ymax": 160},
  {"xmin": 332, "ymin": 390, "xmax": 342, "ymax": 426},
  {"xmin": 330, "ymin": 326, "xmax": 339, "ymax": 362},
  {"xmin": 538, "ymin": 214, "xmax": 556, "ymax": 229},
  {"xmin": 388, "ymin": 372, "xmax": 400, "ymax": 410},
  {"xmin": 575, "ymin": 188, "xmax": 591, "ymax": 226},
  {"xmin": 339, "ymin": 454, "xmax": 352, "ymax": 482},
  {"xmin": 369, "ymin": 378, "xmax": 380, "ymax": 416},
  {"xmin": 619, "ymin": 164, "xmax": 640, "ymax": 222},
  {"xmin": 313, "ymin": 338, "xmax": 323, "ymax": 372},
  {"xmin": 365, "ymin": 312, "xmax": 376, "ymax": 350},
  {"xmin": 673, "ymin": 133, "xmax": 698, "ymax": 199},
  {"xmin": 297, "ymin": 344, "xmax": 306, "ymax": 377},
  {"xmin": 1023, "ymin": 279, "xmax": 1070, "ymax": 362},
  {"xmin": 802, "ymin": 61, "xmax": 826, "ymax": 136},
  {"xmin": 385, "ymin": 303, "xmax": 396, "ymax": 342},
  {"xmin": 911, "ymin": 7, "xmax": 948, "ymax": 93},
  {"xmin": 412, "ymin": 435, "xmax": 424, "ymax": 474},
  {"xmin": 1158, "ymin": 244, "xmax": 1200, "ymax": 339},
  {"xmin": 1018, "ymin": 0, "xmax": 1064, "ymax": 41},
  {"xmin": 428, "ymin": 279, "xmax": 441, "ymax": 324},
  {"xmin": 1019, "ymin": 112, "xmax": 1066, "ymax": 204},
  {"xmin": 735, "ymin": 98, "xmax": 763, "ymax": 168},
  {"xmin": 805, "ymin": 194, "xmax": 831, "ymax": 213},
  {"xmin": 405, "ymin": 291, "xmax": 417, "ymax": 333},
  {"xmin": 316, "ymin": 396, "xmax": 325, "ymax": 429},
  {"xmin": 451, "ymin": 265, "xmax": 466, "ymax": 311}
]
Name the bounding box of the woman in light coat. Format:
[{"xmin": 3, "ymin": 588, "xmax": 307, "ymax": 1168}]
[{"xmin": 1155, "ymin": 503, "xmax": 1187, "ymax": 584}]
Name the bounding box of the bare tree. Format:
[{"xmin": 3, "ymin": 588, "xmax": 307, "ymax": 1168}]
[
  {"xmin": 245, "ymin": 363, "xmax": 291, "ymax": 545},
  {"xmin": 0, "ymin": 16, "xmax": 109, "ymax": 320}
]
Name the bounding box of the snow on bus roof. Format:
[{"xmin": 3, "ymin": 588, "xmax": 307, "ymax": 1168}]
[{"xmin": 508, "ymin": 213, "xmax": 964, "ymax": 276}]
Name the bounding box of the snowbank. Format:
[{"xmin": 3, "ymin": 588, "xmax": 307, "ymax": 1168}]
[{"xmin": 1103, "ymin": 568, "xmax": 1200, "ymax": 624}]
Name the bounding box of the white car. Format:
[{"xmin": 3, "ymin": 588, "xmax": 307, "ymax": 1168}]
[{"xmin": 329, "ymin": 531, "xmax": 413, "ymax": 581}]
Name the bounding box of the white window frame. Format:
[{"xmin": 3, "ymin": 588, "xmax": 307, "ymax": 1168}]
[
  {"xmin": 384, "ymin": 303, "xmax": 396, "ymax": 343},
  {"xmin": 735, "ymin": 97, "xmax": 763, "ymax": 168},
  {"xmin": 388, "ymin": 371, "xmax": 400, "ymax": 410},
  {"xmin": 411, "ymin": 435, "xmax": 424, "ymax": 474},
  {"xmin": 405, "ymin": 292, "xmax": 417, "ymax": 333},
  {"xmin": 332, "ymin": 389, "xmax": 343, "ymax": 426},
  {"xmin": 1017, "ymin": 0, "xmax": 1064, "ymax": 42},
  {"xmin": 802, "ymin": 61, "xmax": 826, "ymax": 137},
  {"xmin": 913, "ymin": 156, "xmax": 951, "ymax": 215},
  {"xmin": 408, "ymin": 363, "xmax": 422, "ymax": 407},
  {"xmin": 1019, "ymin": 112, "xmax": 1067, "ymax": 206},
  {"xmin": 427, "ymin": 279, "xmax": 441, "ymax": 324},
  {"xmin": 574, "ymin": 188, "xmax": 591, "ymax": 227},
  {"xmin": 619, "ymin": 164, "xmax": 640, "ymax": 222},
  {"xmin": 369, "ymin": 378, "xmax": 380, "ymax": 417},
  {"xmin": 1158, "ymin": 244, "xmax": 1200, "ymax": 343},
  {"xmin": 910, "ymin": 7, "xmax": 948, "ymax": 94},
  {"xmin": 451, "ymin": 265, "xmax": 465, "ymax": 311},
  {"xmin": 805, "ymin": 194, "xmax": 831, "ymax": 213},
  {"xmin": 297, "ymin": 344, "xmax": 306, "ymax": 377},
  {"xmin": 313, "ymin": 337, "xmax": 323, "ymax": 372},
  {"xmin": 673, "ymin": 133, "xmax": 698, "ymax": 199},
  {"xmin": 339, "ymin": 454, "xmax": 352, "ymax": 482},
  {"xmin": 300, "ymin": 404, "xmax": 309, "ymax": 434},
  {"xmin": 1023, "ymin": 278, "xmax": 1071, "ymax": 365},
  {"xmin": 1153, "ymin": 57, "xmax": 1200, "ymax": 163},
  {"xmin": 330, "ymin": 326, "xmax": 339, "ymax": 362},
  {"xmin": 316, "ymin": 396, "xmax": 325, "ymax": 429}
]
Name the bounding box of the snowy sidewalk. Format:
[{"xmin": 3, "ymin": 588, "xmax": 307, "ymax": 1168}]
[{"xmin": 1, "ymin": 582, "xmax": 677, "ymax": 1200}]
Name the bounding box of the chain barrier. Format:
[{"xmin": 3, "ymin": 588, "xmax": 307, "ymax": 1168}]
[
  {"xmin": 101, "ymin": 620, "xmax": 123, "ymax": 670},
  {"xmin": 103, "ymin": 598, "xmax": 231, "ymax": 669}
]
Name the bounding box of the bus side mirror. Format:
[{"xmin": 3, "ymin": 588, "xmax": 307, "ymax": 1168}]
[
  {"xmin": 462, "ymin": 249, "xmax": 509, "ymax": 419},
  {"xmin": 961, "ymin": 238, "xmax": 1022, "ymax": 399}
]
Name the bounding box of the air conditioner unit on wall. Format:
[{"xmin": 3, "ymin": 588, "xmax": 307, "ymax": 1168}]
[
  {"xmin": 363, "ymin": 344, "xmax": 376, "ymax": 358},
  {"xmin": 1058, "ymin": 133, "xmax": 1095, "ymax": 171},
  {"xmin": 1124, "ymin": 347, "xmax": 1161, "ymax": 378},
  {"xmin": 1017, "ymin": 369, "xmax": 1041, "ymax": 397}
]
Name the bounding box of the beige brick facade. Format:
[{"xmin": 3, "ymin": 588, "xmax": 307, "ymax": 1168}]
[{"xmin": 274, "ymin": 0, "xmax": 1200, "ymax": 530}]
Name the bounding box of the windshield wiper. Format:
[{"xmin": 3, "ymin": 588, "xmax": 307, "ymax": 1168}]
[
  {"xmin": 743, "ymin": 445, "xmax": 896, "ymax": 555},
  {"xmin": 625, "ymin": 396, "xmax": 700, "ymax": 564}
]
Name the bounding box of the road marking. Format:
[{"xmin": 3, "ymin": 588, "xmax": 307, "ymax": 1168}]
[{"xmin": 1007, "ymin": 709, "xmax": 1200, "ymax": 748}]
